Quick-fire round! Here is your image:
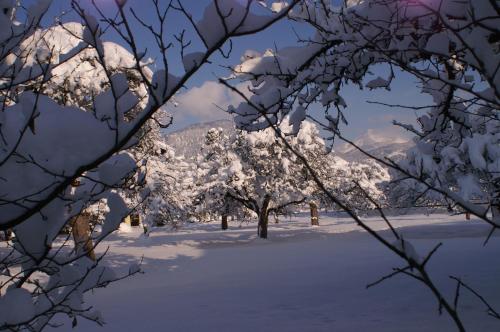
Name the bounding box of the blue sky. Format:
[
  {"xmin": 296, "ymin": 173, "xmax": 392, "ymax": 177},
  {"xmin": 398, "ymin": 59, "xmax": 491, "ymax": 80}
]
[{"xmin": 42, "ymin": 0, "xmax": 427, "ymax": 141}]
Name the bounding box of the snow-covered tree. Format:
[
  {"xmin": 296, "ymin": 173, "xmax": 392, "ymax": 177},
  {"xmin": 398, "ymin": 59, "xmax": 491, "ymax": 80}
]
[
  {"xmin": 0, "ymin": 0, "xmax": 296, "ymax": 329},
  {"xmin": 197, "ymin": 120, "xmax": 389, "ymax": 235},
  {"xmin": 193, "ymin": 127, "xmax": 238, "ymax": 223},
  {"xmin": 14, "ymin": 21, "xmax": 162, "ymax": 246},
  {"xmin": 222, "ymin": 0, "xmax": 499, "ymax": 329},
  {"xmin": 227, "ymin": 0, "xmax": 499, "ymax": 224},
  {"xmin": 395, "ymin": 87, "xmax": 500, "ymax": 221},
  {"xmin": 336, "ymin": 159, "xmax": 389, "ymax": 212},
  {"xmin": 140, "ymin": 142, "xmax": 197, "ymax": 228},
  {"xmin": 197, "ymin": 123, "xmax": 310, "ymax": 238}
]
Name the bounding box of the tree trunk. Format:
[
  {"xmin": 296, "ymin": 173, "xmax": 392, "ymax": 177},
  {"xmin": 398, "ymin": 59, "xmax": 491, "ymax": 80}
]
[
  {"xmin": 130, "ymin": 213, "xmax": 140, "ymax": 226},
  {"xmin": 492, "ymin": 205, "xmax": 500, "ymax": 222},
  {"xmin": 257, "ymin": 195, "xmax": 272, "ymax": 239},
  {"xmin": 310, "ymin": 202, "xmax": 319, "ymax": 226},
  {"xmin": 258, "ymin": 211, "xmax": 269, "ymax": 239},
  {"xmin": 3, "ymin": 229, "xmax": 12, "ymax": 241},
  {"xmin": 221, "ymin": 213, "xmax": 228, "ymax": 230},
  {"xmin": 72, "ymin": 212, "xmax": 96, "ymax": 261},
  {"xmin": 465, "ymin": 212, "xmax": 471, "ymax": 220}
]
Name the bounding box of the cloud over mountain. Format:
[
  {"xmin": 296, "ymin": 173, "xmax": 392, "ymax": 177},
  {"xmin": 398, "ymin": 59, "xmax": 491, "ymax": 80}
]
[{"xmin": 170, "ymin": 81, "xmax": 249, "ymax": 128}]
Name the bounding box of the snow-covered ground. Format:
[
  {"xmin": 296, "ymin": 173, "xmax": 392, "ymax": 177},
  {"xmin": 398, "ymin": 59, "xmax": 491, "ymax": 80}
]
[{"xmin": 50, "ymin": 214, "xmax": 500, "ymax": 331}]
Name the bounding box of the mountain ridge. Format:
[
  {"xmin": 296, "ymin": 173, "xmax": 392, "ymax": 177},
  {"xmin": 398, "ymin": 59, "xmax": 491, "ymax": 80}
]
[
  {"xmin": 166, "ymin": 120, "xmax": 414, "ymax": 162},
  {"xmin": 165, "ymin": 119, "xmax": 235, "ymax": 159},
  {"xmin": 336, "ymin": 129, "xmax": 414, "ymax": 162}
]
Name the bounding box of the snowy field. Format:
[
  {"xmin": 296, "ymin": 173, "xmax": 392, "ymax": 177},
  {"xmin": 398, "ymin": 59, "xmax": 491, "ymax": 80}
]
[{"xmin": 48, "ymin": 214, "xmax": 500, "ymax": 332}]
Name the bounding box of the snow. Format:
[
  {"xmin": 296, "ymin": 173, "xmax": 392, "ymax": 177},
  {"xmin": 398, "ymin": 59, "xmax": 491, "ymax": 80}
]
[
  {"xmin": 425, "ymin": 33, "xmax": 450, "ymax": 55},
  {"xmin": 366, "ymin": 76, "xmax": 391, "ymax": 90},
  {"xmin": 166, "ymin": 120, "xmax": 236, "ymax": 160},
  {"xmin": 196, "ymin": 0, "xmax": 287, "ymax": 49},
  {"xmin": 118, "ymin": 222, "xmax": 133, "ymax": 234},
  {"xmin": 0, "ymin": 0, "xmax": 497, "ymax": 329},
  {"xmin": 337, "ymin": 129, "xmax": 410, "ymax": 155},
  {"xmin": 182, "ymin": 52, "xmax": 205, "ymax": 72},
  {"xmin": 271, "ymin": 2, "xmax": 289, "ymax": 13},
  {"xmin": 0, "ymin": 288, "xmax": 35, "ymax": 326},
  {"xmin": 42, "ymin": 213, "xmax": 500, "ymax": 332}
]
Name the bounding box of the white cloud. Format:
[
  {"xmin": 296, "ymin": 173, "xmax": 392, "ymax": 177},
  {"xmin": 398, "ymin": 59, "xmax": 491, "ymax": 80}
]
[
  {"xmin": 359, "ymin": 127, "xmax": 411, "ymax": 143},
  {"xmin": 169, "ymin": 80, "xmax": 249, "ymax": 126}
]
